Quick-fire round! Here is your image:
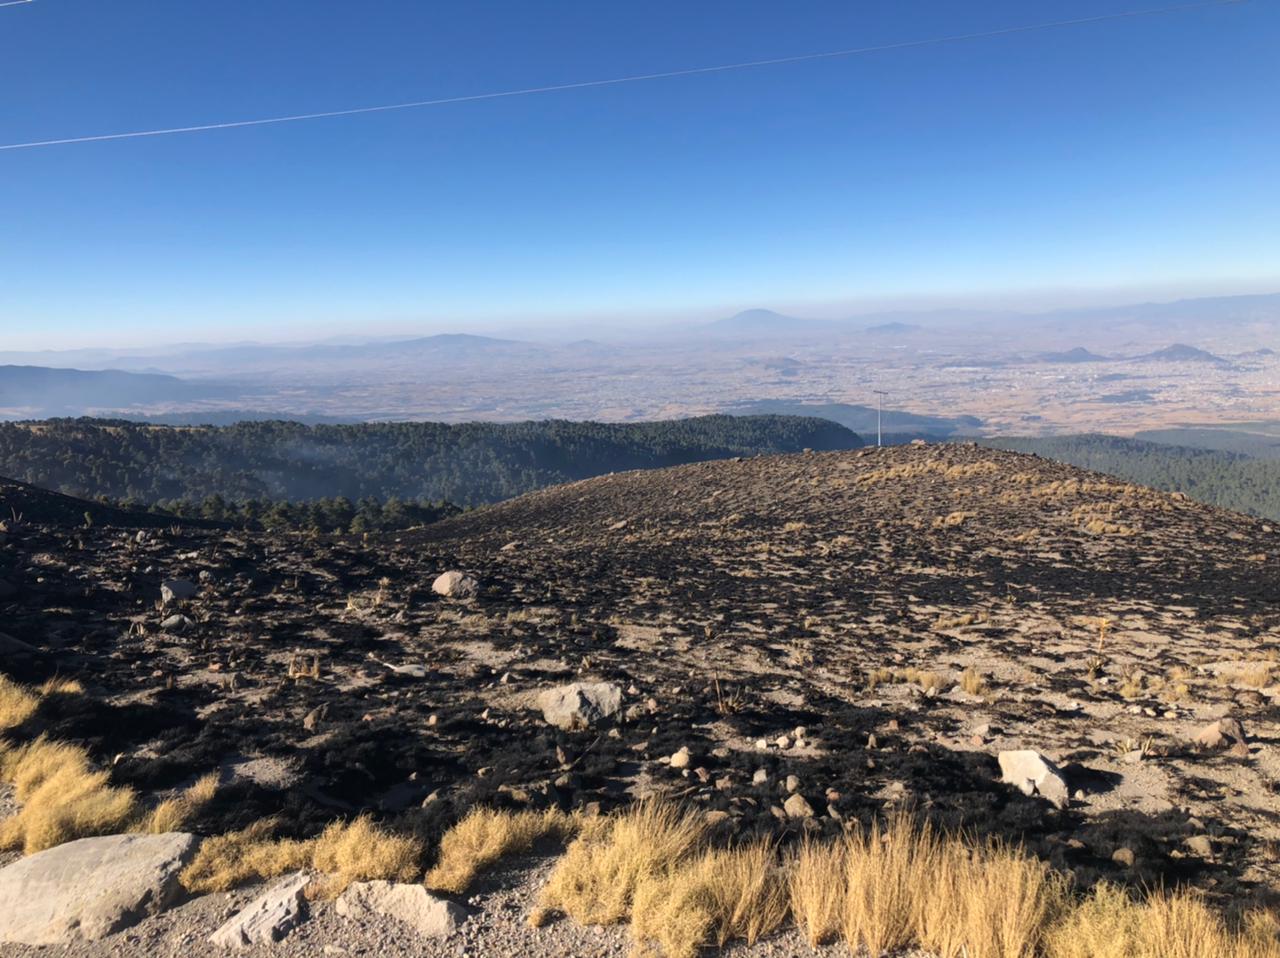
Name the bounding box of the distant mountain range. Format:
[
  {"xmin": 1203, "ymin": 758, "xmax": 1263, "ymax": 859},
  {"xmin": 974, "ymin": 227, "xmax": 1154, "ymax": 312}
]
[{"xmin": 0, "ymin": 365, "xmax": 231, "ymax": 417}]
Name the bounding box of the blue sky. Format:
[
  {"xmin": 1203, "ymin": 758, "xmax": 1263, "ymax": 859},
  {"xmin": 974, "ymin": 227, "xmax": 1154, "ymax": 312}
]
[{"xmin": 2, "ymin": 0, "xmax": 1277, "ymax": 347}]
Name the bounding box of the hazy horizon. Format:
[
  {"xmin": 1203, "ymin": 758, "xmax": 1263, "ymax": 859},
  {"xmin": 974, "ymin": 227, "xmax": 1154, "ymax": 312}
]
[{"xmin": 8, "ymin": 281, "xmax": 1280, "ymax": 354}]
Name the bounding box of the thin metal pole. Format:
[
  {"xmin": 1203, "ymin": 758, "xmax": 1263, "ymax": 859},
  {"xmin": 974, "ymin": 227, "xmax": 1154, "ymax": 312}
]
[{"xmin": 873, "ymin": 390, "xmax": 887, "ymax": 447}]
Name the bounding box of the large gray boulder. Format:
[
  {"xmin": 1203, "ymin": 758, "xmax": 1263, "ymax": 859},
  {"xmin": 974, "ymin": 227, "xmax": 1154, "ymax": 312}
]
[
  {"xmin": 208, "ymin": 871, "xmax": 311, "ymax": 948},
  {"xmin": 536, "ymin": 681, "xmax": 623, "ymax": 730},
  {"xmin": 0, "ymin": 832, "xmax": 198, "ymax": 945},
  {"xmin": 998, "ymin": 750, "xmax": 1070, "ymax": 809},
  {"xmin": 431, "ymin": 571, "xmax": 479, "ymax": 599},
  {"xmin": 336, "ymin": 881, "xmax": 468, "ymax": 938}
]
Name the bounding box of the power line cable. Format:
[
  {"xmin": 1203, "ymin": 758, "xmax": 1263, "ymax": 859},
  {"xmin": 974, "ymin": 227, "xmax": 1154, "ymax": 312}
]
[{"xmin": 0, "ymin": 0, "xmax": 1246, "ymax": 152}]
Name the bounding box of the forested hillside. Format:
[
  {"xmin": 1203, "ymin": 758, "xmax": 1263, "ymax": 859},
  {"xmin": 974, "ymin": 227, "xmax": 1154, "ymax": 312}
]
[
  {"xmin": 0, "ymin": 415, "xmax": 860, "ymax": 511},
  {"xmin": 981, "ymin": 434, "xmax": 1280, "ymax": 520}
]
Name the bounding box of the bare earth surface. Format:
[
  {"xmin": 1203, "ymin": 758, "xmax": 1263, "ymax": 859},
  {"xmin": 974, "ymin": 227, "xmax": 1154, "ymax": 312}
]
[{"xmin": 3, "ymin": 443, "xmax": 1280, "ymax": 953}]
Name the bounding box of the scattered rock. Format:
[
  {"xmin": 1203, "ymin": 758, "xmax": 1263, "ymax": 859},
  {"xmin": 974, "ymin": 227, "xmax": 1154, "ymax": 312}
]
[
  {"xmin": 669, "ymin": 747, "xmax": 692, "ymax": 769},
  {"xmin": 1112, "ymin": 847, "xmax": 1136, "ymax": 868},
  {"xmin": 303, "ymin": 704, "xmax": 329, "ymax": 732},
  {"xmin": 160, "ymin": 614, "xmax": 193, "ymax": 632},
  {"xmin": 209, "ymin": 872, "xmax": 311, "ymax": 948},
  {"xmin": 998, "ymin": 750, "xmax": 1070, "ymax": 809},
  {"xmin": 784, "ymin": 774, "xmax": 801, "ymax": 793},
  {"xmin": 1194, "ymin": 717, "xmax": 1247, "ymax": 750},
  {"xmin": 336, "ymin": 881, "xmax": 468, "ymax": 938},
  {"xmin": 0, "ymin": 832, "xmax": 197, "ymax": 945},
  {"xmin": 536, "ymin": 681, "xmax": 623, "ymax": 730},
  {"xmin": 431, "ymin": 571, "xmax": 479, "ymax": 599},
  {"xmin": 160, "ymin": 578, "xmax": 197, "ymax": 603},
  {"xmin": 752, "ymin": 768, "xmax": 769, "ymax": 786},
  {"xmin": 1185, "ymin": 835, "xmax": 1214, "ymax": 858},
  {"xmin": 783, "ymin": 793, "xmax": 815, "ymax": 818}
]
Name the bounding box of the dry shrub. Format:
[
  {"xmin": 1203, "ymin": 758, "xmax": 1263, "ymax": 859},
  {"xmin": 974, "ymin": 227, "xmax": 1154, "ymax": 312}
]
[
  {"xmin": 426, "ymin": 807, "xmax": 575, "ymax": 894},
  {"xmin": 538, "ymin": 801, "xmax": 707, "ymax": 926},
  {"xmin": 0, "ymin": 676, "xmax": 39, "ymax": 731},
  {"xmin": 896, "ymin": 668, "xmax": 948, "ymax": 693},
  {"xmin": 180, "ymin": 814, "xmax": 423, "ymax": 896},
  {"xmin": 960, "ymin": 667, "xmax": 989, "ymax": 697},
  {"xmin": 134, "ymin": 772, "xmax": 220, "ymax": 834},
  {"xmin": 0, "ymin": 676, "xmax": 82, "ymax": 732},
  {"xmin": 181, "ymin": 818, "xmax": 312, "ymax": 892},
  {"xmin": 310, "ymin": 814, "xmax": 423, "ymax": 896},
  {"xmin": 788, "ymin": 837, "xmax": 846, "ymax": 946},
  {"xmin": 630, "ymin": 842, "xmax": 787, "ymax": 958},
  {"xmin": 1045, "ymin": 883, "xmax": 1280, "ymax": 958},
  {"xmin": 916, "ymin": 834, "xmax": 1066, "ymax": 958},
  {"xmin": 826, "ymin": 814, "xmax": 1066, "ymax": 958},
  {"xmin": 0, "ymin": 737, "xmax": 138, "ymax": 854}
]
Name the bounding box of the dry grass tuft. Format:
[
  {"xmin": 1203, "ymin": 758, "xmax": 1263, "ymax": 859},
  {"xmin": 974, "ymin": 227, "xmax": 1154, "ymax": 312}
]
[
  {"xmin": 0, "ymin": 736, "xmax": 138, "ymax": 854},
  {"xmin": 426, "ymin": 807, "xmax": 575, "ymax": 894},
  {"xmin": 1044, "ymin": 883, "xmax": 1280, "ymax": 958},
  {"xmin": 960, "ymin": 667, "xmax": 989, "ymax": 697},
  {"xmin": 180, "ymin": 814, "xmax": 423, "ymax": 896},
  {"xmin": 788, "ymin": 837, "xmax": 846, "ymax": 946},
  {"xmin": 310, "ymin": 814, "xmax": 423, "ymax": 896},
  {"xmin": 180, "ymin": 818, "xmax": 312, "ymax": 893},
  {"xmin": 538, "ymin": 801, "xmax": 707, "ymax": 926},
  {"xmin": 0, "ymin": 676, "xmax": 83, "ymax": 733},
  {"xmin": 134, "ymin": 772, "xmax": 220, "ymax": 835},
  {"xmin": 835, "ymin": 814, "xmax": 1067, "ymax": 958},
  {"xmin": 630, "ymin": 842, "xmax": 787, "ymax": 958},
  {"xmin": 0, "ymin": 676, "xmax": 39, "ymax": 732}
]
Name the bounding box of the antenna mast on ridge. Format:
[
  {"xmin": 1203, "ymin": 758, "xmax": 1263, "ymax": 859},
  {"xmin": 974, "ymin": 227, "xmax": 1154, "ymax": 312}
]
[{"xmin": 873, "ymin": 390, "xmax": 888, "ymax": 448}]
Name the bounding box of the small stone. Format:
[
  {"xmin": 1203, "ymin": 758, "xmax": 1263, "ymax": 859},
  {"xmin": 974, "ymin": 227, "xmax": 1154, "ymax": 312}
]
[
  {"xmin": 302, "ymin": 705, "xmax": 328, "ymax": 732},
  {"xmin": 160, "ymin": 579, "xmax": 197, "ymax": 604},
  {"xmin": 669, "ymin": 747, "xmax": 692, "ymax": 769},
  {"xmin": 784, "ymin": 774, "xmax": 801, "ymax": 793},
  {"xmin": 775, "ymin": 735, "xmax": 793, "ymax": 750},
  {"xmin": 1194, "ymin": 717, "xmax": 1247, "ymax": 750},
  {"xmin": 1112, "ymin": 847, "xmax": 1135, "ymax": 868},
  {"xmin": 431, "ymin": 571, "xmax": 479, "ymax": 599},
  {"xmin": 1186, "ymin": 835, "xmax": 1213, "ymax": 858},
  {"xmin": 752, "ymin": 768, "xmax": 769, "ymax": 786},
  {"xmin": 783, "ymin": 793, "xmax": 815, "ymax": 818}
]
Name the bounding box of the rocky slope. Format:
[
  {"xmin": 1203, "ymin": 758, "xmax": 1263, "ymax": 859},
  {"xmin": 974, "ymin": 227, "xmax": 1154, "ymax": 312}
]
[{"xmin": 3, "ymin": 443, "xmax": 1280, "ymax": 950}]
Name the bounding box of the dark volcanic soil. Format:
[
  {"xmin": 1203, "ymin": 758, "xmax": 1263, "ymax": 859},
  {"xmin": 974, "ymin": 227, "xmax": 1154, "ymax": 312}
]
[{"xmin": 3, "ymin": 443, "xmax": 1280, "ymax": 909}]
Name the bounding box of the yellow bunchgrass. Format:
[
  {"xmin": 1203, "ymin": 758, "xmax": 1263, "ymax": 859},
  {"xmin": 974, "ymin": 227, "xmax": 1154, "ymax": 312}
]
[
  {"xmin": 0, "ymin": 736, "xmax": 138, "ymax": 854},
  {"xmin": 537, "ymin": 801, "xmax": 708, "ymax": 926},
  {"xmin": 0, "ymin": 676, "xmax": 82, "ymax": 732},
  {"xmin": 135, "ymin": 773, "xmax": 220, "ymax": 834},
  {"xmin": 0, "ymin": 678, "xmax": 215, "ymax": 854},
  {"xmin": 787, "ymin": 837, "xmax": 847, "ymax": 947},
  {"xmin": 630, "ymin": 841, "xmax": 788, "ymax": 958},
  {"xmin": 425, "ymin": 807, "xmax": 575, "ymax": 894},
  {"xmin": 1044, "ymin": 882, "xmax": 1280, "ymax": 958},
  {"xmin": 180, "ymin": 814, "xmax": 423, "ymax": 897}
]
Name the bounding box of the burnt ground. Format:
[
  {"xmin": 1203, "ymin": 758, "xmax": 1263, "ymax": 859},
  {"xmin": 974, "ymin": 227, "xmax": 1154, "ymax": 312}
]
[{"xmin": 3, "ymin": 443, "xmax": 1280, "ymax": 911}]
